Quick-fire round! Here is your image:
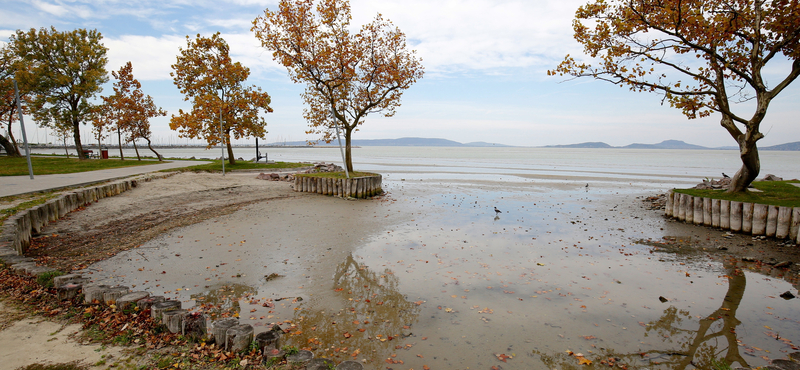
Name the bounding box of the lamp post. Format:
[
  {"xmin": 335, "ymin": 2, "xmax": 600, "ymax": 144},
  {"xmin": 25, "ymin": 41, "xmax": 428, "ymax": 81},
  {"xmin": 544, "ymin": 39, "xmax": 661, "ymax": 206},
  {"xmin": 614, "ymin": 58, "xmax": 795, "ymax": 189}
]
[{"xmin": 217, "ymin": 85, "xmax": 225, "ymax": 176}]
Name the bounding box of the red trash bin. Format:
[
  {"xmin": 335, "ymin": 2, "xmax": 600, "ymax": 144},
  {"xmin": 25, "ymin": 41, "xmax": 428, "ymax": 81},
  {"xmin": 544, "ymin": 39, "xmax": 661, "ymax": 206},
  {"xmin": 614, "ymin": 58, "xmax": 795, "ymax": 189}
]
[{"xmin": 101, "ymin": 149, "xmax": 109, "ymax": 159}]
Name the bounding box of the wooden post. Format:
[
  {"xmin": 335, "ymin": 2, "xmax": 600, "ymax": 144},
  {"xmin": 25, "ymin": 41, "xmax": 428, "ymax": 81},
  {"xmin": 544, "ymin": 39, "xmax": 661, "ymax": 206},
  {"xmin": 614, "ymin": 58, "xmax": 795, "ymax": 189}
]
[
  {"xmin": 766, "ymin": 205, "xmax": 779, "ymax": 238},
  {"xmin": 137, "ymin": 296, "xmax": 165, "ymax": 312},
  {"xmin": 151, "ymin": 300, "xmax": 181, "ymax": 321},
  {"xmin": 776, "ymin": 207, "xmax": 792, "ymax": 239},
  {"xmin": 685, "ymin": 196, "xmax": 694, "ymax": 223},
  {"xmin": 791, "ymin": 208, "xmax": 800, "ymax": 243},
  {"xmin": 742, "ymin": 202, "xmax": 754, "ymax": 234},
  {"xmin": 665, "ymin": 192, "xmax": 673, "ymax": 217},
  {"xmin": 720, "ymin": 200, "xmax": 730, "ymax": 229},
  {"xmin": 286, "ymin": 350, "xmax": 314, "ymax": 366},
  {"xmin": 336, "ymin": 360, "xmax": 365, "ymax": 370},
  {"xmin": 703, "ymin": 198, "xmax": 712, "ymax": 226},
  {"xmin": 57, "ymin": 283, "xmax": 82, "ymax": 301},
  {"xmin": 183, "ymin": 312, "xmax": 207, "ymax": 340},
  {"xmin": 255, "ymin": 330, "xmax": 281, "ymax": 352},
  {"xmin": 752, "ymin": 203, "xmax": 768, "ymax": 235},
  {"xmin": 672, "ymin": 193, "xmax": 680, "ymax": 219},
  {"xmin": 730, "ymin": 201, "xmax": 743, "ymax": 232},
  {"xmin": 163, "ymin": 309, "xmax": 189, "ymax": 333},
  {"xmin": 212, "ymin": 318, "xmax": 239, "ymax": 346},
  {"xmin": 225, "ymin": 324, "xmax": 254, "ymax": 352},
  {"xmin": 677, "ymin": 194, "xmax": 686, "ymax": 221},
  {"xmin": 692, "ymin": 197, "xmax": 703, "ymax": 225},
  {"xmin": 83, "ymin": 285, "xmax": 110, "ymax": 304},
  {"xmin": 306, "ymin": 359, "xmax": 336, "ymax": 370},
  {"xmin": 117, "ymin": 291, "xmax": 150, "ymax": 311},
  {"xmin": 711, "ymin": 199, "xmax": 721, "ymax": 228},
  {"xmin": 104, "ymin": 286, "xmax": 130, "ymax": 305}
]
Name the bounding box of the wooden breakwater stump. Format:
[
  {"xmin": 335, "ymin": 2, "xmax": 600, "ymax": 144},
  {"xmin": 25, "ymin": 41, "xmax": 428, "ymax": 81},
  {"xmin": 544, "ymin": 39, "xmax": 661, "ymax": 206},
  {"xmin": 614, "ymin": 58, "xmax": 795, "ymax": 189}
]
[
  {"xmin": 286, "ymin": 350, "xmax": 314, "ymax": 367},
  {"xmin": 57, "ymin": 282, "xmax": 82, "ymax": 301},
  {"xmin": 225, "ymin": 324, "xmax": 254, "ymax": 352},
  {"xmin": 255, "ymin": 329, "xmax": 282, "ymax": 352},
  {"xmin": 163, "ymin": 309, "xmax": 189, "ymax": 333},
  {"xmin": 151, "ymin": 300, "xmax": 181, "ymax": 321},
  {"xmin": 666, "ymin": 190, "xmax": 800, "ymax": 243},
  {"xmin": 182, "ymin": 312, "xmax": 207, "ymax": 340},
  {"xmin": 83, "ymin": 285, "xmax": 111, "ymax": 304},
  {"xmin": 117, "ymin": 291, "xmax": 150, "ymax": 311},
  {"xmin": 212, "ymin": 318, "xmax": 239, "ymax": 346},
  {"xmin": 294, "ymin": 173, "xmax": 382, "ymax": 199},
  {"xmin": 104, "ymin": 286, "xmax": 130, "ymax": 305},
  {"xmin": 306, "ymin": 358, "xmax": 336, "ymax": 370},
  {"xmin": 137, "ymin": 296, "xmax": 165, "ymax": 312}
]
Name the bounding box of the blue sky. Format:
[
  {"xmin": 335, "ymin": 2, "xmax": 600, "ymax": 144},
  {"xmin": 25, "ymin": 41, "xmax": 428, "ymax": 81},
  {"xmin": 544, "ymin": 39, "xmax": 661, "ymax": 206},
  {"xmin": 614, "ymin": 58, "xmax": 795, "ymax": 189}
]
[{"xmin": 2, "ymin": 0, "xmax": 799, "ymax": 147}]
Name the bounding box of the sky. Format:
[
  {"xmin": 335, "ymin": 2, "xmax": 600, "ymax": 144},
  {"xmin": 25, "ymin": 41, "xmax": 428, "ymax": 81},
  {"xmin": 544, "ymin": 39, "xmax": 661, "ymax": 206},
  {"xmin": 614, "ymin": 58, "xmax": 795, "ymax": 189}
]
[{"xmin": 2, "ymin": 0, "xmax": 799, "ymax": 148}]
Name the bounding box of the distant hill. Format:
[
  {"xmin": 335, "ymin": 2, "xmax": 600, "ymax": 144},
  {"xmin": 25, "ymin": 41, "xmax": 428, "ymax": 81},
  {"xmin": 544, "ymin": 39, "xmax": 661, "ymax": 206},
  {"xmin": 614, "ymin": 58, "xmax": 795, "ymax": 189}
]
[
  {"xmin": 623, "ymin": 139, "xmax": 708, "ymax": 149},
  {"xmin": 544, "ymin": 142, "xmax": 613, "ymax": 149},
  {"xmin": 761, "ymin": 141, "xmax": 800, "ymax": 151},
  {"xmin": 268, "ymin": 137, "xmax": 511, "ymax": 147}
]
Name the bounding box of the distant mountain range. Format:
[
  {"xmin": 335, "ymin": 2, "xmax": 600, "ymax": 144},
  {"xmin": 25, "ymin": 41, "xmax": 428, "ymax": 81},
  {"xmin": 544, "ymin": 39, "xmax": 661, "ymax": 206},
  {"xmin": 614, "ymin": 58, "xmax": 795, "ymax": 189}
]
[
  {"xmin": 266, "ymin": 137, "xmax": 800, "ymax": 151},
  {"xmin": 544, "ymin": 139, "xmax": 800, "ymax": 151}
]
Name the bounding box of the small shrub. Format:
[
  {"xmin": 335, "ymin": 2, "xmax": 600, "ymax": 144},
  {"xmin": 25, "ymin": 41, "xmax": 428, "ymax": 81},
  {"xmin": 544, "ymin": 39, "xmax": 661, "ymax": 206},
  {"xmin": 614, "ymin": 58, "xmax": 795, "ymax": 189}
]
[{"xmin": 37, "ymin": 270, "xmax": 65, "ymax": 288}]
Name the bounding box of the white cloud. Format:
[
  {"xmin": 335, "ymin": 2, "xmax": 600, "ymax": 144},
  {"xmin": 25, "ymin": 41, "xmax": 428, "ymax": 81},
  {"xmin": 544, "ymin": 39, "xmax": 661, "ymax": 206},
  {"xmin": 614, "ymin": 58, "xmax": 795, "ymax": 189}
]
[{"xmin": 105, "ymin": 35, "xmax": 186, "ymax": 80}]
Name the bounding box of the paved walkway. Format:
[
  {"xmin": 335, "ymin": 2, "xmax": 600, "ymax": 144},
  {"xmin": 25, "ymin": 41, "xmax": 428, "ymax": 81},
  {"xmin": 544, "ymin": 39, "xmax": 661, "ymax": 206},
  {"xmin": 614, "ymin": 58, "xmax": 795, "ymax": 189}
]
[{"xmin": 0, "ymin": 160, "xmax": 210, "ymax": 198}]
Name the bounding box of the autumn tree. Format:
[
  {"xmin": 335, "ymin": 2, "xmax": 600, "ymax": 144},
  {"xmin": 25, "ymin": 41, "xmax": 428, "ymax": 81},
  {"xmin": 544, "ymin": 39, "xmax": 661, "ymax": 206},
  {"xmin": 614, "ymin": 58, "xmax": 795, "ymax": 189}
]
[
  {"xmin": 252, "ymin": 0, "xmax": 424, "ymax": 172},
  {"xmin": 90, "ymin": 103, "xmax": 111, "ymax": 155},
  {"xmin": 104, "ymin": 62, "xmax": 167, "ymax": 161},
  {"xmin": 170, "ymin": 32, "xmax": 272, "ymax": 165},
  {"xmin": 0, "ymin": 45, "xmax": 22, "ymax": 156},
  {"xmin": 549, "ymin": 0, "xmax": 800, "ymax": 193},
  {"xmin": 8, "ymin": 27, "xmax": 109, "ymax": 160}
]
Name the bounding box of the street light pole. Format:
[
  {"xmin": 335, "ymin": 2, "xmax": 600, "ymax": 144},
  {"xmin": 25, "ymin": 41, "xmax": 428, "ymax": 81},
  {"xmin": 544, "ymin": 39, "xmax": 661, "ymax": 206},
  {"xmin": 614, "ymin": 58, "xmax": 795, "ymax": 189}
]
[{"xmin": 217, "ymin": 85, "xmax": 225, "ymax": 176}]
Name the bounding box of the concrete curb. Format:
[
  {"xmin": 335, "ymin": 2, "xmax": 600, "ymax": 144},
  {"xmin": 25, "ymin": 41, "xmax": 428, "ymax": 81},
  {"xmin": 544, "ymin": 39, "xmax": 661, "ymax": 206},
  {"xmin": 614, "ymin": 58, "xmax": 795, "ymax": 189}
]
[{"xmin": 666, "ymin": 191, "xmax": 800, "ymax": 243}]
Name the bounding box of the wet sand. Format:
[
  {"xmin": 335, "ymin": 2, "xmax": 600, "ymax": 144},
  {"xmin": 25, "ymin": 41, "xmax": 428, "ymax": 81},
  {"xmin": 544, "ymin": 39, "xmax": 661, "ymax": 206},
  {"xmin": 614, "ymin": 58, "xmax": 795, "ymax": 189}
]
[{"xmin": 21, "ymin": 172, "xmax": 800, "ymax": 369}]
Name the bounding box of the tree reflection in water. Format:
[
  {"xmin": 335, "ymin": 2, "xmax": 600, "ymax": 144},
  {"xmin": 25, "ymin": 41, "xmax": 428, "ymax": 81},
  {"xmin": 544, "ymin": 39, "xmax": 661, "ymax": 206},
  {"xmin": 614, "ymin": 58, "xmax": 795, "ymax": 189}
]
[
  {"xmin": 534, "ymin": 260, "xmax": 749, "ymax": 369},
  {"xmin": 284, "ymin": 254, "xmax": 421, "ymax": 365}
]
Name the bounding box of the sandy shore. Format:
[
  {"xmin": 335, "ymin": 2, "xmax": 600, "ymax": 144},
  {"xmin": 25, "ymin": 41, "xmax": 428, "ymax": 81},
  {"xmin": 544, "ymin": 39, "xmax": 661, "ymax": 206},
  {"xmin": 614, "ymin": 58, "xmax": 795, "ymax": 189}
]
[{"xmin": 3, "ymin": 171, "xmax": 800, "ymax": 369}]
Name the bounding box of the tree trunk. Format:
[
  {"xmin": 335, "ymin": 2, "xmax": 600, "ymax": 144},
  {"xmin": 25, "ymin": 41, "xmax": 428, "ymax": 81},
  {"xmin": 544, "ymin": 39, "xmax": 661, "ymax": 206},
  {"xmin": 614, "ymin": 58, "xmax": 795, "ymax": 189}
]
[
  {"xmin": 117, "ymin": 126, "xmax": 125, "ymax": 160},
  {"xmin": 727, "ymin": 136, "xmax": 761, "ymax": 193},
  {"xmin": 344, "ymin": 127, "xmax": 353, "ymax": 173},
  {"xmin": 145, "ymin": 137, "xmax": 162, "ymax": 161},
  {"xmin": 132, "ymin": 140, "xmax": 141, "ymax": 161},
  {"xmin": 6, "ymin": 109, "xmax": 21, "ymax": 156},
  {"xmin": 0, "ymin": 135, "xmax": 21, "ymax": 157},
  {"xmin": 73, "ymin": 119, "xmax": 85, "ymax": 160},
  {"xmin": 226, "ymin": 131, "xmax": 236, "ymax": 165},
  {"xmin": 62, "ymin": 134, "xmax": 69, "ymax": 158}
]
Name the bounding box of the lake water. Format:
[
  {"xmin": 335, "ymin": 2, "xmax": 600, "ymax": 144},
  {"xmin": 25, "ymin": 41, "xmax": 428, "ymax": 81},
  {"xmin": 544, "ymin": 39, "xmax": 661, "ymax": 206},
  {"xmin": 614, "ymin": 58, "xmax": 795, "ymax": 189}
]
[{"xmin": 72, "ymin": 146, "xmax": 800, "ymax": 370}]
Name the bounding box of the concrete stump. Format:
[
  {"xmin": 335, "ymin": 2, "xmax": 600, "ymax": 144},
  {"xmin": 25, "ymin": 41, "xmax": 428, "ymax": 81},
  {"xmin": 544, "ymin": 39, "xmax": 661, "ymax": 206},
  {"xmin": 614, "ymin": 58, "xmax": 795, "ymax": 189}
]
[
  {"xmin": 693, "ymin": 197, "xmax": 703, "ymax": 225},
  {"xmin": 711, "ymin": 199, "xmax": 721, "ymax": 228},
  {"xmin": 255, "ymin": 330, "xmax": 281, "ymax": 352},
  {"xmin": 286, "ymin": 349, "xmax": 314, "ymax": 366},
  {"xmin": 720, "ymin": 200, "xmax": 731, "ymax": 229},
  {"xmin": 57, "ymin": 283, "xmax": 82, "ymax": 301},
  {"xmin": 777, "ymin": 207, "xmax": 793, "ymax": 239},
  {"xmin": 182, "ymin": 312, "xmax": 207, "ymax": 340},
  {"xmin": 306, "ymin": 358, "xmax": 336, "ymax": 370},
  {"xmin": 137, "ymin": 296, "xmax": 165, "ymax": 312},
  {"xmin": 766, "ymin": 205, "xmax": 779, "ymax": 238},
  {"xmin": 225, "ymin": 324, "xmax": 254, "ymax": 352},
  {"xmin": 151, "ymin": 300, "xmax": 181, "ymax": 321},
  {"xmin": 104, "ymin": 286, "xmax": 130, "ymax": 305},
  {"xmin": 730, "ymin": 202, "xmax": 743, "ymax": 232},
  {"xmin": 83, "ymin": 285, "xmax": 111, "ymax": 304},
  {"xmin": 336, "ymin": 361, "xmax": 364, "ymax": 370},
  {"xmin": 742, "ymin": 202, "xmax": 754, "ymax": 234},
  {"xmin": 163, "ymin": 309, "xmax": 189, "ymax": 333},
  {"xmin": 117, "ymin": 291, "xmax": 150, "ymax": 311},
  {"xmin": 212, "ymin": 318, "xmax": 239, "ymax": 345}
]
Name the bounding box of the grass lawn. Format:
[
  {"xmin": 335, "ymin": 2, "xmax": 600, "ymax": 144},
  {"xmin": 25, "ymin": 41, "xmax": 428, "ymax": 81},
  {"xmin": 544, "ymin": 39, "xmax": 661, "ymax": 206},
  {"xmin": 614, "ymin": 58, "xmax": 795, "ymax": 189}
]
[
  {"xmin": 0, "ymin": 156, "xmax": 159, "ymax": 176},
  {"xmin": 674, "ymin": 180, "xmax": 800, "ymax": 207},
  {"xmin": 171, "ymin": 161, "xmax": 310, "ymax": 172}
]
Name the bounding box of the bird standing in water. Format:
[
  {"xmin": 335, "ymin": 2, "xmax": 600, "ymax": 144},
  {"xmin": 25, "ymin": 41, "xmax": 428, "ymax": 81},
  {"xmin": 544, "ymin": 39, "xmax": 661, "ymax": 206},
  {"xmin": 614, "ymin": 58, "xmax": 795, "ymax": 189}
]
[{"xmin": 494, "ymin": 206, "xmax": 502, "ymax": 214}]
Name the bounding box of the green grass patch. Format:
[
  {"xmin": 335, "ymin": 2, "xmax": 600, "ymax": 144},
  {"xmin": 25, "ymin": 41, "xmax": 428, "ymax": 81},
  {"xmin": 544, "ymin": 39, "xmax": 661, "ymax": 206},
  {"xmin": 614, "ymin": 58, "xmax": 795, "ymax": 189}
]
[
  {"xmin": 170, "ymin": 161, "xmax": 309, "ymax": 172},
  {"xmin": 16, "ymin": 362, "xmax": 88, "ymax": 370},
  {"xmin": 36, "ymin": 270, "xmax": 65, "ymax": 288},
  {"xmin": 297, "ymin": 171, "xmax": 376, "ymax": 179},
  {"xmin": 0, "ymin": 156, "xmax": 158, "ymax": 176},
  {"xmin": 674, "ymin": 180, "xmax": 800, "ymax": 207}
]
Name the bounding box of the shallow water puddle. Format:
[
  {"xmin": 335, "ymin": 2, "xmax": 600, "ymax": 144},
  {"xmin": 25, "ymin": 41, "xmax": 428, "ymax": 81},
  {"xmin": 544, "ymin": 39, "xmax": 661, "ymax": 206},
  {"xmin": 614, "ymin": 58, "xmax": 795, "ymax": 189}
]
[{"xmin": 88, "ymin": 183, "xmax": 799, "ymax": 369}]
